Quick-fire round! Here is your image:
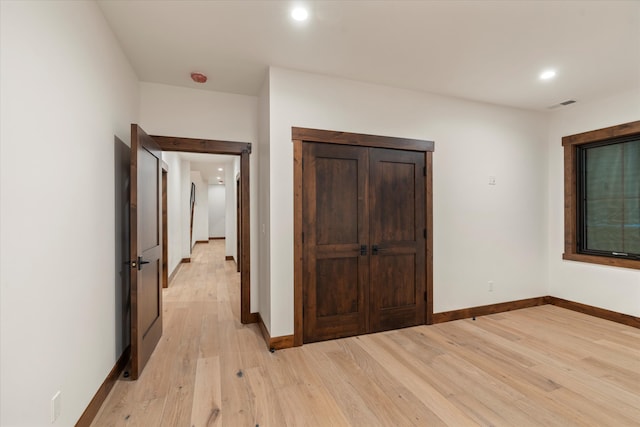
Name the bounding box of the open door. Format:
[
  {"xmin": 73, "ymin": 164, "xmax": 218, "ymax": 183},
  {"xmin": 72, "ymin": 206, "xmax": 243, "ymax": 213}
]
[{"xmin": 129, "ymin": 124, "xmax": 163, "ymax": 379}]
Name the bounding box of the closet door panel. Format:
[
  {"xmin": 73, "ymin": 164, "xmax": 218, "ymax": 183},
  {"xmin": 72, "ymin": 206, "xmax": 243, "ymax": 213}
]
[
  {"xmin": 369, "ymin": 148, "xmax": 426, "ymax": 332},
  {"xmin": 375, "ymin": 161, "xmax": 416, "ymax": 242},
  {"xmin": 377, "ymin": 252, "xmax": 416, "ymax": 309},
  {"xmin": 302, "ymin": 143, "xmax": 369, "ymax": 343},
  {"xmin": 315, "ymin": 257, "xmax": 360, "ymax": 316}
]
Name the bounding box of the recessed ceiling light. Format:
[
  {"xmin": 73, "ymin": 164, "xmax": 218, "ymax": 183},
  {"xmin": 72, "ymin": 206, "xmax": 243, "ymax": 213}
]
[
  {"xmin": 539, "ymin": 70, "xmax": 556, "ymax": 80},
  {"xmin": 216, "ymin": 176, "xmax": 221, "ymax": 180},
  {"xmin": 218, "ymin": 168, "xmax": 223, "ymax": 171},
  {"xmin": 291, "ymin": 7, "xmax": 309, "ymax": 21}
]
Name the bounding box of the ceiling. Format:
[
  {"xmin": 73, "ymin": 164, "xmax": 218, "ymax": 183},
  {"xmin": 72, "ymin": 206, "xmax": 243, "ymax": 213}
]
[
  {"xmin": 98, "ymin": 1, "xmax": 640, "ymax": 111},
  {"xmin": 179, "ymin": 152, "xmax": 235, "ymax": 185}
]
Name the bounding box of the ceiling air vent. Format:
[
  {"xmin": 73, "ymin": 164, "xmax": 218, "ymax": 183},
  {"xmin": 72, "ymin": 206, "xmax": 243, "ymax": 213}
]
[{"xmin": 548, "ymin": 99, "xmax": 577, "ymax": 109}]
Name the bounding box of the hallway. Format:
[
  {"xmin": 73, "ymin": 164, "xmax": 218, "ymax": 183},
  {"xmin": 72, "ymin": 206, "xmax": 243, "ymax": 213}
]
[
  {"xmin": 92, "ymin": 240, "xmax": 640, "ymax": 426},
  {"xmin": 92, "ymin": 240, "xmax": 268, "ymax": 426}
]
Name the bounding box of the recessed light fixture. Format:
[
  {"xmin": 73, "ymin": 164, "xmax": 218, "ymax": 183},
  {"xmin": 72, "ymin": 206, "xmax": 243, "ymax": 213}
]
[
  {"xmin": 216, "ymin": 176, "xmax": 221, "ymax": 180},
  {"xmin": 291, "ymin": 7, "xmax": 309, "ymax": 21},
  {"xmin": 218, "ymin": 167, "xmax": 223, "ymax": 171},
  {"xmin": 539, "ymin": 69, "xmax": 556, "ymax": 80}
]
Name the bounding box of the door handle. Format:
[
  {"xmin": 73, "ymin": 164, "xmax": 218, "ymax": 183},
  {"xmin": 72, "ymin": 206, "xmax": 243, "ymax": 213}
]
[
  {"xmin": 137, "ymin": 256, "xmax": 150, "ymax": 270},
  {"xmin": 360, "ymin": 245, "xmax": 368, "ymax": 256},
  {"xmin": 372, "ymin": 245, "xmax": 379, "ymax": 255}
]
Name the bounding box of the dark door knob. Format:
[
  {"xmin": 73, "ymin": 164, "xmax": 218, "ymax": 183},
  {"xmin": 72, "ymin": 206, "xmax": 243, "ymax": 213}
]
[
  {"xmin": 137, "ymin": 256, "xmax": 150, "ymax": 270},
  {"xmin": 360, "ymin": 245, "xmax": 368, "ymax": 256}
]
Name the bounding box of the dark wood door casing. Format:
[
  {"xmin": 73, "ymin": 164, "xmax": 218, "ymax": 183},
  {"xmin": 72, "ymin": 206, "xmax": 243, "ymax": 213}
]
[
  {"xmin": 153, "ymin": 135, "xmax": 255, "ymax": 325},
  {"xmin": 297, "ymin": 129, "xmax": 433, "ymax": 345}
]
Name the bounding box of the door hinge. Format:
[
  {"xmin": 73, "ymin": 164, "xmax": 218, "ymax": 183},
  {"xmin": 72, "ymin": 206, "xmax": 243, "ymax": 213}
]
[
  {"xmin": 424, "ymin": 291, "xmax": 427, "ymax": 301},
  {"xmin": 423, "ymin": 166, "xmax": 426, "ymax": 176},
  {"xmin": 302, "ymin": 232, "xmax": 304, "ymax": 243},
  {"xmin": 423, "ymin": 229, "xmax": 427, "ymax": 239}
]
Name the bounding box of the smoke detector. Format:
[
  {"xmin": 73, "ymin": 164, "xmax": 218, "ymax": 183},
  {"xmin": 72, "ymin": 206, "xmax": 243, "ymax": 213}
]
[{"xmin": 190, "ymin": 72, "xmax": 207, "ymax": 83}]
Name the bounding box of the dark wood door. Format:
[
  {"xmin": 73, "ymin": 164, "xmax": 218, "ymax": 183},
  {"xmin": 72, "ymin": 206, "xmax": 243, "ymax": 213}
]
[
  {"xmin": 369, "ymin": 148, "xmax": 426, "ymax": 332},
  {"xmin": 303, "ymin": 143, "xmax": 370, "ymax": 343},
  {"xmin": 130, "ymin": 124, "xmax": 163, "ymax": 379},
  {"xmin": 303, "ymin": 144, "xmax": 426, "ymax": 342}
]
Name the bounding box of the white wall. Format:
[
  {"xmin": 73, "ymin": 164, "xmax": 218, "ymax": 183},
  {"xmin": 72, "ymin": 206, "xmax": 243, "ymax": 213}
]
[
  {"xmin": 162, "ymin": 151, "xmax": 183, "ymax": 275},
  {"xmin": 0, "ymin": 2, "xmax": 139, "ymax": 425},
  {"xmin": 266, "ymin": 67, "xmax": 549, "ymax": 337},
  {"xmin": 224, "ymin": 157, "xmax": 240, "ymax": 258},
  {"xmin": 258, "ymin": 74, "xmax": 272, "ymax": 329},
  {"xmin": 209, "ymin": 184, "xmax": 226, "ymax": 238},
  {"xmin": 181, "ymin": 159, "xmax": 192, "ymax": 257},
  {"xmin": 191, "ymin": 171, "xmax": 209, "ymax": 245},
  {"xmin": 547, "ymin": 89, "xmax": 640, "ymax": 317},
  {"xmin": 164, "ymin": 155, "xmax": 204, "ymax": 268},
  {"xmin": 139, "ymin": 82, "xmax": 259, "ymax": 311}
]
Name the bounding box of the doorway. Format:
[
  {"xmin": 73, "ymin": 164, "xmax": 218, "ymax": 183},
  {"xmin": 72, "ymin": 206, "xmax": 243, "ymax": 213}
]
[
  {"xmin": 293, "ymin": 127, "xmax": 434, "ymax": 346},
  {"xmin": 153, "ymin": 135, "xmax": 255, "ymax": 324}
]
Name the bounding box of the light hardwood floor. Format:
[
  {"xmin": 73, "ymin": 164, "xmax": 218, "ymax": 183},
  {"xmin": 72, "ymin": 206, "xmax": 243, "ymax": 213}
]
[{"xmin": 92, "ymin": 240, "xmax": 640, "ymax": 426}]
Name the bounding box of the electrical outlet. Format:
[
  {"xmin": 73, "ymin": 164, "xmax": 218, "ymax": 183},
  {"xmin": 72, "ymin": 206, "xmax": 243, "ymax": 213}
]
[
  {"xmin": 488, "ymin": 281, "xmax": 494, "ymax": 292},
  {"xmin": 51, "ymin": 391, "xmax": 61, "ymax": 423},
  {"xmin": 488, "ymin": 176, "xmax": 496, "ymax": 185}
]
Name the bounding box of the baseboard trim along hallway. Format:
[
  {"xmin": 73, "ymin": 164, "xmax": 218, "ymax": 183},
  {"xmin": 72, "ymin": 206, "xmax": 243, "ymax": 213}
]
[
  {"xmin": 257, "ymin": 313, "xmax": 294, "ymax": 351},
  {"xmin": 75, "ymin": 346, "xmax": 130, "ymax": 427}
]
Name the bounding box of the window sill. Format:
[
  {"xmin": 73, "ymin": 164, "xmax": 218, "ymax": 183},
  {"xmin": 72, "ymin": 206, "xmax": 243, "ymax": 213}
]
[{"xmin": 562, "ymin": 252, "xmax": 640, "ymax": 270}]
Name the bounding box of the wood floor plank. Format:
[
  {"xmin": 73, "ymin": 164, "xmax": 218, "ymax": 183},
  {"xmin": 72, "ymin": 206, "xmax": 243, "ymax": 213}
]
[
  {"xmin": 276, "ymin": 383, "xmax": 351, "ymax": 427},
  {"xmin": 243, "ymin": 365, "xmax": 288, "ymax": 426},
  {"xmin": 198, "ymin": 302, "xmax": 219, "ymax": 359},
  {"xmin": 580, "ymin": 356, "xmax": 640, "ymax": 393},
  {"xmin": 303, "ymin": 345, "xmax": 413, "ymax": 426},
  {"xmin": 218, "ymin": 351, "xmax": 256, "ymax": 426},
  {"xmin": 548, "ymin": 387, "xmax": 640, "ymax": 426},
  {"xmin": 355, "ymin": 334, "xmax": 480, "ymax": 426},
  {"xmin": 190, "ymin": 356, "xmax": 222, "ymax": 427},
  {"xmin": 337, "ymin": 339, "xmax": 447, "ymax": 426},
  {"xmin": 92, "ymin": 241, "xmax": 640, "ymax": 427}
]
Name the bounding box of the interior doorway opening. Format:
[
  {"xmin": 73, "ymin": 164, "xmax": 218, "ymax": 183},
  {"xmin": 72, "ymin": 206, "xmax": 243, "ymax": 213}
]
[{"xmin": 154, "ymin": 135, "xmax": 254, "ymax": 325}]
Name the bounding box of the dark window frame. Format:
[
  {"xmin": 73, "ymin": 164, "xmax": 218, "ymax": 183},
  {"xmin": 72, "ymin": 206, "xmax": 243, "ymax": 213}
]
[
  {"xmin": 577, "ymin": 136, "xmax": 640, "ymax": 259},
  {"xmin": 562, "ymin": 120, "xmax": 640, "ymax": 270}
]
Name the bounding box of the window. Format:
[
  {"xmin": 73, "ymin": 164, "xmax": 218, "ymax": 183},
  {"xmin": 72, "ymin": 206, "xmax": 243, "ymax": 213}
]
[
  {"xmin": 579, "ymin": 137, "xmax": 640, "ymax": 257},
  {"xmin": 563, "ymin": 120, "xmax": 640, "ymax": 269}
]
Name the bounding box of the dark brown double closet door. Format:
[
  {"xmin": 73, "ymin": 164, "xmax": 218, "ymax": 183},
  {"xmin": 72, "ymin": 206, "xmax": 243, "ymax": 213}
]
[{"xmin": 303, "ymin": 142, "xmax": 426, "ymax": 343}]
